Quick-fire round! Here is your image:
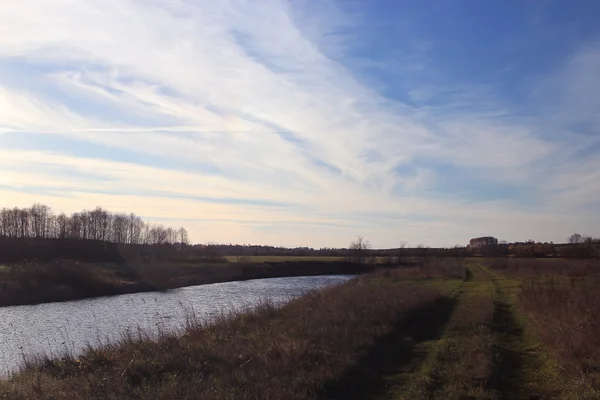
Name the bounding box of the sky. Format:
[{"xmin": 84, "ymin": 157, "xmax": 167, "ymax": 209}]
[{"xmin": 1, "ymin": 0, "xmax": 599, "ymax": 248}]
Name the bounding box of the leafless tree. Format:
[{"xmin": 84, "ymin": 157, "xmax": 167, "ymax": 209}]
[
  {"xmin": 397, "ymin": 241, "xmax": 407, "ymax": 265},
  {"xmin": 178, "ymin": 227, "xmax": 189, "ymax": 258},
  {"xmin": 348, "ymin": 236, "xmax": 371, "ymax": 264},
  {"xmin": 568, "ymin": 233, "xmax": 583, "ymax": 244},
  {"xmin": 0, "ymin": 203, "xmax": 188, "ymax": 246}
]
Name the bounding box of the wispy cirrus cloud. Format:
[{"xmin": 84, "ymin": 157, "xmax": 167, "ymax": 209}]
[{"xmin": 0, "ymin": 0, "xmax": 598, "ymax": 246}]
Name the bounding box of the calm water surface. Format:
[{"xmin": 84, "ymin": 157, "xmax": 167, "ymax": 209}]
[{"xmin": 0, "ymin": 275, "xmax": 352, "ymax": 375}]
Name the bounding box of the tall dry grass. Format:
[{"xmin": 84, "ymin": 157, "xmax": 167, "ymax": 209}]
[
  {"xmin": 376, "ymin": 257, "xmax": 467, "ymax": 280},
  {"xmin": 0, "ymin": 261, "xmax": 144, "ymax": 306},
  {"xmin": 0, "ymin": 260, "xmax": 380, "ymax": 307},
  {"xmin": 0, "ymin": 277, "xmax": 442, "ymax": 399},
  {"xmin": 489, "ymin": 258, "xmax": 600, "ymax": 396},
  {"xmin": 488, "ymin": 257, "xmax": 600, "ymax": 278},
  {"xmin": 518, "ymin": 277, "xmax": 600, "ymax": 397}
]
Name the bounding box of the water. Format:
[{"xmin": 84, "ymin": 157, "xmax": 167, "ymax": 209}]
[{"xmin": 0, "ymin": 275, "xmax": 352, "ymax": 375}]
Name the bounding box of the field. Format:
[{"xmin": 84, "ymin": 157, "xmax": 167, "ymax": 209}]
[
  {"xmin": 1, "ymin": 258, "xmax": 599, "ymax": 399},
  {"xmin": 224, "ymin": 255, "xmax": 346, "ymax": 262}
]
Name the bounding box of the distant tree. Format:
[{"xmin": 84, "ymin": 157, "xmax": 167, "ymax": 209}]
[
  {"xmin": 397, "ymin": 241, "xmax": 407, "ymax": 265},
  {"xmin": 569, "ymin": 233, "xmax": 583, "ymax": 244},
  {"xmin": 55, "ymin": 213, "xmax": 69, "ymax": 239},
  {"xmin": 178, "ymin": 227, "xmax": 189, "ymax": 245},
  {"xmin": 30, "ymin": 203, "xmax": 50, "ymax": 239},
  {"xmin": 469, "ymin": 236, "xmax": 499, "ymax": 248},
  {"xmin": 348, "ymin": 236, "xmax": 371, "ymax": 264},
  {"xmin": 204, "ymin": 241, "xmax": 224, "ymax": 261},
  {"xmin": 177, "ymin": 227, "xmax": 189, "ymax": 258}
]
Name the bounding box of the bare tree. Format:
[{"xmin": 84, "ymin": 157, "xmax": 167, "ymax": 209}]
[
  {"xmin": 127, "ymin": 214, "xmax": 144, "ymax": 244},
  {"xmin": 0, "ymin": 203, "xmax": 191, "ymax": 263},
  {"xmin": 397, "ymin": 241, "xmax": 407, "ymax": 265},
  {"xmin": 110, "ymin": 213, "xmax": 128, "ymax": 244},
  {"xmin": 17, "ymin": 208, "xmax": 30, "ymax": 239},
  {"xmin": 55, "ymin": 213, "xmax": 69, "ymax": 239},
  {"xmin": 30, "ymin": 203, "xmax": 51, "ymax": 239},
  {"xmin": 348, "ymin": 236, "xmax": 371, "ymax": 264},
  {"xmin": 149, "ymin": 224, "xmax": 169, "ymax": 245},
  {"xmin": 568, "ymin": 233, "xmax": 583, "ymax": 244},
  {"xmin": 178, "ymin": 227, "xmax": 189, "ymax": 245},
  {"xmin": 178, "ymin": 227, "xmax": 189, "ymax": 258}
]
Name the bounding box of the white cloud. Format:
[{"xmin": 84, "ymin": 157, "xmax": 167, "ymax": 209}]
[
  {"xmin": 533, "ymin": 42, "xmax": 600, "ymax": 131},
  {"xmin": 0, "ymin": 0, "xmax": 598, "ymax": 246},
  {"xmin": 0, "ymin": 87, "xmax": 102, "ymax": 131}
]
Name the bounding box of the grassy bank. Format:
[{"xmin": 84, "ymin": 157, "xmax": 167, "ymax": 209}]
[
  {"xmin": 0, "ymin": 260, "xmax": 374, "ymax": 307},
  {"xmin": 4, "ymin": 258, "xmax": 599, "ymax": 399},
  {"xmin": 0, "ymin": 275, "xmax": 445, "ymax": 399},
  {"xmin": 352, "ymin": 260, "xmax": 596, "ymax": 399},
  {"xmin": 392, "ymin": 264, "xmax": 496, "ymax": 399},
  {"xmin": 488, "ymin": 258, "xmax": 600, "ymax": 398},
  {"xmin": 0, "ymin": 260, "xmax": 236, "ymax": 307}
]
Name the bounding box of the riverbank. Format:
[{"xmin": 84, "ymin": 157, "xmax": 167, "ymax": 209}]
[
  {"xmin": 0, "ymin": 260, "xmax": 375, "ymax": 307},
  {"xmin": 0, "ymin": 272, "xmax": 446, "ymax": 399},
  {"xmin": 4, "ymin": 259, "xmax": 596, "ymax": 399}
]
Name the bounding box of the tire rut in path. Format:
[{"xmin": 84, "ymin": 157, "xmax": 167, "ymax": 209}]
[
  {"xmin": 483, "ymin": 267, "xmax": 558, "ymax": 400},
  {"xmin": 320, "ymin": 294, "xmax": 458, "ymax": 400},
  {"xmin": 318, "ymin": 282, "xmax": 457, "ymax": 399},
  {"xmin": 363, "ymin": 280, "xmax": 470, "ymax": 400}
]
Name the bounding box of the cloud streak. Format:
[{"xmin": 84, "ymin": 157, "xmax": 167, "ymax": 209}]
[{"xmin": 0, "ymin": 0, "xmax": 598, "ymax": 246}]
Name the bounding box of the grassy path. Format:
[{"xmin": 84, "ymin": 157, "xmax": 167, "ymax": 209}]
[
  {"xmin": 365, "ymin": 262, "xmax": 563, "ymax": 400},
  {"xmin": 388, "ymin": 263, "xmax": 496, "ymax": 400},
  {"xmin": 483, "ymin": 265, "xmax": 562, "ymax": 400}
]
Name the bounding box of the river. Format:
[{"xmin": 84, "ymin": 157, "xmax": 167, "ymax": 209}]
[{"xmin": 0, "ymin": 275, "xmax": 352, "ymax": 375}]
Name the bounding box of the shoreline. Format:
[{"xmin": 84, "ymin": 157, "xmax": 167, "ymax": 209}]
[
  {"xmin": 0, "ymin": 273, "xmax": 444, "ymax": 398},
  {"xmin": 0, "ymin": 260, "xmax": 375, "ymax": 308}
]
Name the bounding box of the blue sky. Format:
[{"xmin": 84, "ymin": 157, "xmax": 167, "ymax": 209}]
[{"xmin": 1, "ymin": 0, "xmax": 599, "ymax": 247}]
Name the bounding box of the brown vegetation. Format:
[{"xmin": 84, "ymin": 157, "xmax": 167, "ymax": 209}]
[
  {"xmin": 488, "ymin": 257, "xmax": 600, "ymax": 278},
  {"xmin": 0, "ymin": 260, "xmax": 376, "ymax": 307},
  {"xmin": 518, "ymin": 276, "xmax": 600, "ymax": 397},
  {"xmin": 378, "ymin": 257, "xmax": 468, "ymax": 280},
  {"xmin": 0, "ymin": 261, "xmax": 151, "ymax": 307},
  {"xmin": 397, "ymin": 265, "xmax": 496, "ymax": 399},
  {"xmin": 488, "ymin": 257, "xmax": 600, "ymax": 397},
  {"xmin": 0, "ymin": 277, "xmax": 443, "ymax": 399}
]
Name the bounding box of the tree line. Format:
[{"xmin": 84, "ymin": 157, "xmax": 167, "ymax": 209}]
[
  {"xmin": 0, "ymin": 204, "xmax": 190, "ymax": 263},
  {"xmin": 0, "ymin": 204, "xmax": 188, "ymax": 245},
  {"xmin": 468, "ymin": 236, "xmax": 499, "ymax": 248}
]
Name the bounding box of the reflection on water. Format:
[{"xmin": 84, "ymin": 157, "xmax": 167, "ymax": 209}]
[{"xmin": 0, "ymin": 275, "xmax": 352, "ymax": 375}]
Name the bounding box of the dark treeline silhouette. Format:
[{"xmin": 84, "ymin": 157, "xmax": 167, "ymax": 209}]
[
  {"xmin": 200, "ymin": 243, "xmax": 472, "ymax": 260},
  {"xmin": 0, "ymin": 204, "xmax": 189, "ymax": 263},
  {"xmin": 217, "ymin": 244, "xmax": 470, "ymax": 263},
  {"xmin": 469, "ymin": 236, "xmax": 499, "ymax": 248},
  {"xmin": 0, "ymin": 203, "xmax": 473, "ymax": 264},
  {"xmin": 2, "ymin": 203, "xmax": 597, "ymax": 264}
]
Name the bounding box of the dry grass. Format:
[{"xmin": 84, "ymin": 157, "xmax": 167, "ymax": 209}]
[
  {"xmin": 377, "ymin": 258, "xmax": 467, "ymax": 281},
  {"xmin": 224, "ymin": 255, "xmax": 346, "ymax": 263},
  {"xmin": 487, "ymin": 258, "xmax": 600, "ymax": 397},
  {"xmin": 518, "ymin": 277, "xmax": 600, "ymax": 398},
  {"xmin": 0, "ymin": 276, "xmax": 442, "ymax": 399},
  {"xmin": 0, "ymin": 261, "xmax": 145, "ymax": 307},
  {"xmin": 432, "ymin": 293, "xmax": 496, "ymax": 399},
  {"xmin": 488, "ymin": 257, "xmax": 600, "ymax": 278},
  {"xmin": 0, "ymin": 260, "xmax": 372, "ymax": 307},
  {"xmin": 397, "ymin": 264, "xmax": 496, "ymax": 400}
]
